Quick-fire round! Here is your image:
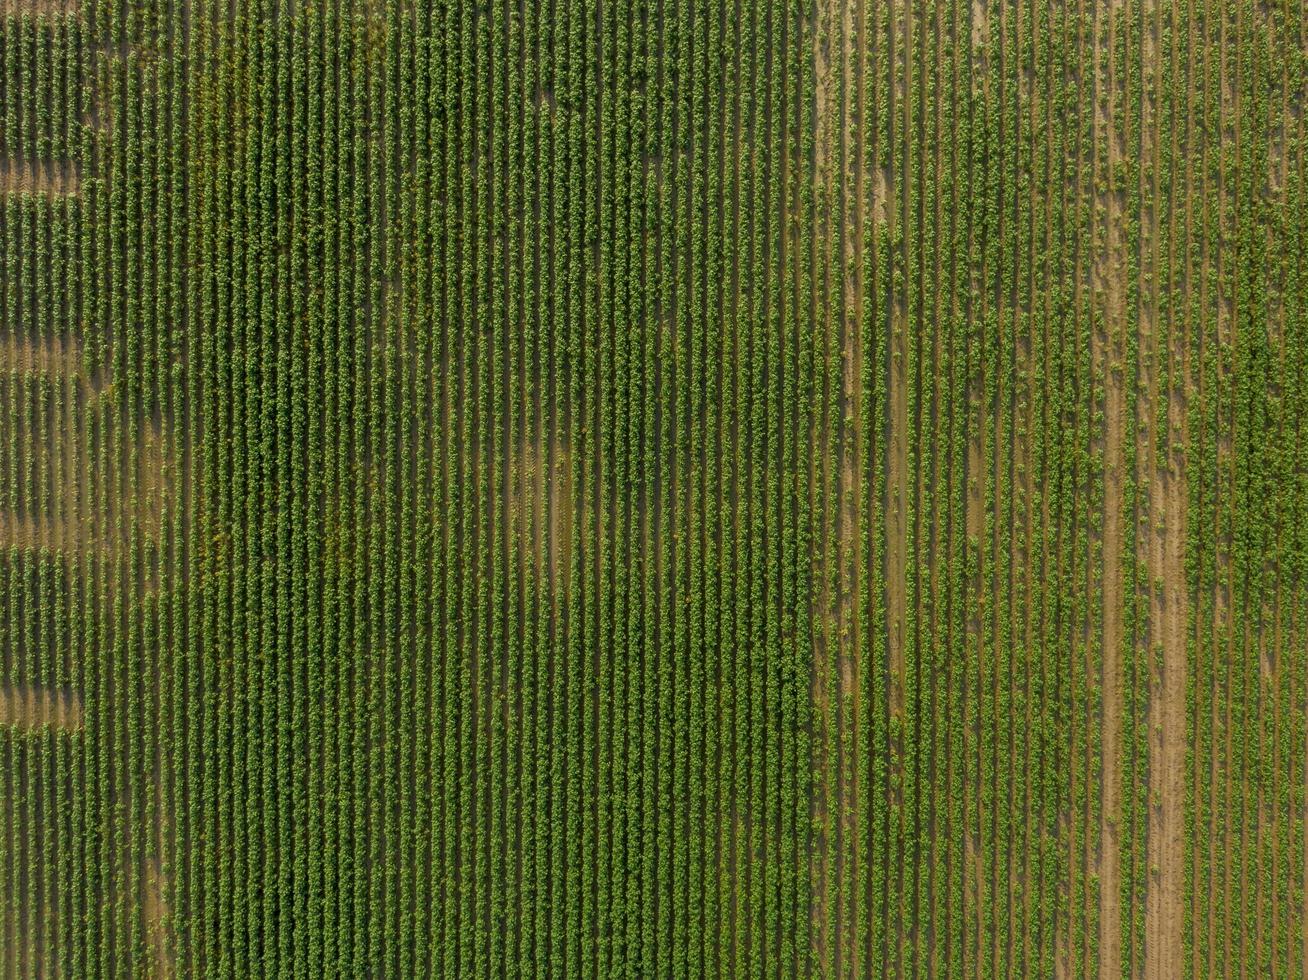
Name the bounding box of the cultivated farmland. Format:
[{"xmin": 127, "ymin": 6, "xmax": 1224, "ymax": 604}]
[{"xmin": 0, "ymin": 0, "xmax": 1305, "ymax": 976}]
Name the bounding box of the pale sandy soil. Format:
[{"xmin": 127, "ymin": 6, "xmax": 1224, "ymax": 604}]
[
  {"xmin": 1093, "ymin": 0, "xmax": 1128, "ymax": 970},
  {"xmin": 0, "ymin": 159, "xmax": 78, "ymax": 196},
  {"xmin": 1140, "ymin": 0, "xmax": 1187, "ymax": 974},
  {"xmin": 143, "ymin": 853, "xmax": 174, "ymax": 978},
  {"xmin": 0, "ymin": 684, "xmax": 83, "ymax": 730},
  {"xmin": 2, "ymin": 0, "xmax": 77, "ymax": 14}
]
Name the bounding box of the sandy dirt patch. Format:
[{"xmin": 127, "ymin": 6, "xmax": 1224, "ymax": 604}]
[
  {"xmin": 2, "ymin": 0, "xmax": 77, "ymax": 13},
  {"xmin": 1091, "ymin": 0, "xmax": 1128, "ymax": 971},
  {"xmin": 0, "ymin": 159, "xmax": 79, "ymax": 196},
  {"xmin": 0, "ymin": 684, "xmax": 83, "ymax": 731}
]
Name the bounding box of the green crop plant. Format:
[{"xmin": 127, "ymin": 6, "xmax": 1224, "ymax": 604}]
[{"xmin": 0, "ymin": 0, "xmax": 1304, "ymax": 975}]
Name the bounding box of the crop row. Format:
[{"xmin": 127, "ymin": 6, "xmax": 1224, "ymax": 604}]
[{"xmin": 0, "ymin": 0, "xmax": 1305, "ymax": 976}]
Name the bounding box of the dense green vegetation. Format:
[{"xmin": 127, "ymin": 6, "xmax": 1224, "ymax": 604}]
[{"xmin": 0, "ymin": 0, "xmax": 1305, "ymax": 975}]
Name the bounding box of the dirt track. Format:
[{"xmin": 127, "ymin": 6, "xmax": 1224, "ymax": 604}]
[{"xmin": 1141, "ymin": 0, "xmax": 1187, "ymax": 972}]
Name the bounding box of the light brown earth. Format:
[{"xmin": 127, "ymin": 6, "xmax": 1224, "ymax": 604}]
[
  {"xmin": 1140, "ymin": 198, "xmax": 1192, "ymax": 978},
  {"xmin": 1092, "ymin": 0, "xmax": 1127, "ymax": 972},
  {"xmin": 507, "ymin": 431, "xmax": 531, "ymax": 567},
  {"xmin": 0, "ymin": 335, "xmax": 108, "ymax": 554},
  {"xmin": 807, "ymin": 0, "xmax": 880, "ymax": 970},
  {"xmin": 143, "ymin": 852, "xmax": 173, "ymax": 977},
  {"xmin": 504, "ymin": 426, "xmax": 573, "ymax": 598},
  {"xmin": 1143, "ymin": 345, "xmax": 1188, "ymax": 980},
  {"xmin": 0, "ymin": 684, "xmax": 83, "ymax": 730},
  {"xmin": 2, "ymin": 0, "xmax": 76, "ymax": 13},
  {"xmin": 0, "ymin": 159, "xmax": 79, "ymax": 196},
  {"xmin": 0, "ymin": 335, "xmax": 88, "ymax": 378},
  {"xmin": 0, "ymin": 421, "xmax": 169, "ymax": 558},
  {"xmin": 0, "ymin": 329, "xmax": 169, "ymax": 559},
  {"xmin": 548, "ymin": 435, "xmax": 573, "ymax": 594},
  {"xmin": 134, "ymin": 414, "xmax": 169, "ymax": 541},
  {"xmin": 1140, "ymin": 0, "xmax": 1187, "ymax": 975}
]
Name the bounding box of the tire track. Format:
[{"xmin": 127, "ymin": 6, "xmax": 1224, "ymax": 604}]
[
  {"xmin": 1140, "ymin": 0, "xmax": 1187, "ymax": 973},
  {"xmin": 1142, "ymin": 111, "xmax": 1188, "ymax": 980}
]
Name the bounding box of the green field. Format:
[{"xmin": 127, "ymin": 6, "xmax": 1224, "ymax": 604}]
[{"xmin": 1, "ymin": 0, "xmax": 1306, "ymax": 975}]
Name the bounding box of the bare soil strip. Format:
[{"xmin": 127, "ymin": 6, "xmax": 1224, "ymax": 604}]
[
  {"xmin": 548, "ymin": 436, "xmax": 572, "ymax": 593},
  {"xmin": 1093, "ymin": 0, "xmax": 1127, "ymax": 972},
  {"xmin": 496, "ymin": 358, "xmax": 571, "ymax": 593},
  {"xmin": 1, "ymin": 0, "xmax": 76, "ymax": 15},
  {"xmin": 57, "ymin": 370, "xmax": 83, "ymax": 558},
  {"xmin": 0, "ymin": 361, "xmax": 169, "ymax": 559},
  {"xmin": 0, "ymin": 159, "xmax": 79, "ymax": 196},
  {"xmin": 135, "ymin": 414, "xmax": 168, "ymax": 541},
  {"xmin": 1143, "ymin": 345, "xmax": 1188, "ymax": 980},
  {"xmin": 0, "ymin": 335, "xmax": 86, "ymax": 378},
  {"xmin": 143, "ymin": 853, "xmax": 173, "ymax": 978},
  {"xmin": 0, "ymin": 685, "xmax": 83, "ymax": 731},
  {"xmin": 1139, "ymin": 0, "xmax": 1185, "ymax": 973},
  {"xmin": 0, "ymin": 457, "xmax": 168, "ymax": 557},
  {"xmin": 1096, "ymin": 346, "xmax": 1125, "ymax": 978},
  {"xmin": 508, "ymin": 431, "xmax": 533, "ymax": 576},
  {"xmin": 807, "ymin": 0, "xmax": 874, "ymax": 967}
]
